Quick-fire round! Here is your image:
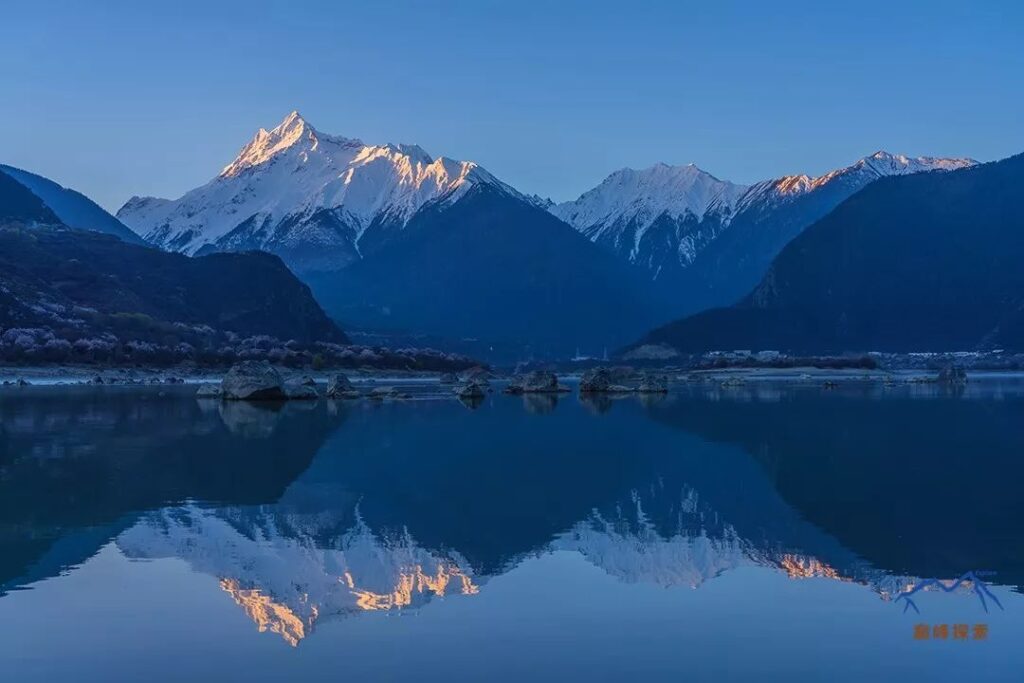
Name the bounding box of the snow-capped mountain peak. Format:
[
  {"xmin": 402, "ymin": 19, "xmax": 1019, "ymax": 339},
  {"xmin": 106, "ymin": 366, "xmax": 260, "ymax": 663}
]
[
  {"xmin": 855, "ymin": 149, "xmax": 976, "ymax": 177},
  {"xmin": 117, "ymin": 111, "xmax": 516, "ymax": 271},
  {"xmin": 552, "ymin": 162, "xmax": 749, "ymax": 233},
  {"xmin": 220, "ymin": 110, "xmax": 346, "ymax": 178},
  {"xmin": 549, "ymin": 162, "xmax": 749, "ymax": 273}
]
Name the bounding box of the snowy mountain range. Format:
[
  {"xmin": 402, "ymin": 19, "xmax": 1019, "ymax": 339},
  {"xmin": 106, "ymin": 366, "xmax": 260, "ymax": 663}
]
[
  {"xmin": 116, "ymin": 113, "xmax": 976, "ymax": 322},
  {"xmin": 553, "ymin": 151, "xmax": 976, "ymax": 286},
  {"xmin": 118, "ymin": 111, "xmax": 521, "ymax": 273},
  {"xmin": 114, "ymin": 111, "xmax": 672, "ymax": 356},
  {"xmin": 107, "ymin": 111, "xmax": 988, "ymax": 354}
]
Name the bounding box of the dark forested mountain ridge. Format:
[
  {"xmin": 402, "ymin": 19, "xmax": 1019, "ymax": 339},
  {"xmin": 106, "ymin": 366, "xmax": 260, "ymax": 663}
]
[
  {"xmin": 309, "ymin": 184, "xmax": 665, "ymax": 358},
  {"xmin": 629, "ymin": 153, "xmax": 1024, "ymax": 354}
]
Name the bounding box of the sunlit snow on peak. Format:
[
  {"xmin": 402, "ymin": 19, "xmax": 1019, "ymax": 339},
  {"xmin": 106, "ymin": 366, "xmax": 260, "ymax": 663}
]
[{"xmin": 117, "ymin": 111, "xmax": 518, "ymax": 258}]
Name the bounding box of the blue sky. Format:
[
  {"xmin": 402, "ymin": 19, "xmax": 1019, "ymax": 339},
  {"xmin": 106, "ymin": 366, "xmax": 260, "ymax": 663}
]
[{"xmin": 1, "ymin": 0, "xmax": 1021, "ymax": 211}]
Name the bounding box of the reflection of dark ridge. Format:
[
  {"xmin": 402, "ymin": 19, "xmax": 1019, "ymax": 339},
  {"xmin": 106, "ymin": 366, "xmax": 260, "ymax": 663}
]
[
  {"xmin": 0, "ymin": 386, "xmax": 346, "ymax": 593},
  {"xmin": 280, "ymin": 399, "xmax": 682, "ymax": 574},
  {"xmin": 646, "ymin": 385, "xmax": 1024, "ymax": 590}
]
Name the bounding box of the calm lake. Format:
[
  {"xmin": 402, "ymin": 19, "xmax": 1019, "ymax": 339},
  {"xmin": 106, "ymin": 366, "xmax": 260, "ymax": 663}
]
[{"xmin": 1, "ymin": 380, "xmax": 1022, "ymax": 681}]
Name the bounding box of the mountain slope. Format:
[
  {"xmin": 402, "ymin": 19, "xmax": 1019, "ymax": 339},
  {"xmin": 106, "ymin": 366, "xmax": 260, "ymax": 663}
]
[
  {"xmin": 0, "ymin": 224, "xmax": 346, "ymax": 345},
  {"xmin": 1, "ymin": 165, "xmax": 347, "ymax": 362},
  {"xmin": 308, "ymin": 184, "xmax": 663, "ymax": 357},
  {"xmin": 630, "ymin": 152, "xmax": 1024, "ymax": 354},
  {"xmin": 0, "ymin": 169, "xmax": 58, "ymax": 224},
  {"xmin": 557, "ymin": 152, "xmax": 975, "ymax": 315},
  {"xmin": 117, "ymin": 111, "xmax": 518, "ymax": 274},
  {"xmin": 0, "ymin": 164, "xmax": 145, "ymax": 244}
]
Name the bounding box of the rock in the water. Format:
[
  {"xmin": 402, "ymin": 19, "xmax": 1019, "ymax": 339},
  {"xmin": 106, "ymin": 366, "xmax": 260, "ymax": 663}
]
[
  {"xmin": 579, "ymin": 368, "xmax": 612, "ymax": 393},
  {"xmin": 456, "ymin": 380, "xmax": 487, "ymax": 399},
  {"xmin": 636, "ymin": 372, "xmax": 669, "ymax": 393},
  {"xmin": 326, "ymin": 373, "xmax": 359, "ymax": 398},
  {"xmin": 517, "ymin": 370, "xmax": 566, "ymax": 393},
  {"xmin": 300, "ymin": 376, "xmax": 318, "ymax": 387},
  {"xmin": 284, "ymin": 381, "xmax": 319, "ymax": 400},
  {"xmin": 936, "ymin": 364, "xmax": 968, "ymax": 384},
  {"xmin": 579, "ymin": 368, "xmax": 633, "ymax": 393},
  {"xmin": 196, "ymin": 384, "xmax": 223, "ymax": 399},
  {"xmin": 222, "ymin": 361, "xmax": 286, "ymax": 401},
  {"xmin": 16, "ymin": 378, "xmax": 30, "ymax": 387},
  {"xmin": 439, "ymin": 372, "xmax": 459, "ymax": 384}
]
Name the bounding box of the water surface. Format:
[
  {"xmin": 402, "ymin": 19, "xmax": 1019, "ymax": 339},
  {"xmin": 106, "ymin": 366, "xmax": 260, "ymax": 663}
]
[{"xmin": 1, "ymin": 381, "xmax": 1022, "ymax": 681}]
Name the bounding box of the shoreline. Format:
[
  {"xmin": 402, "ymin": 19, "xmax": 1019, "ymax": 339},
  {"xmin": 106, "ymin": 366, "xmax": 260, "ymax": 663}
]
[
  {"xmin": 0, "ymin": 364, "xmax": 457, "ymax": 387},
  {"xmin": 5, "ymin": 364, "xmax": 1024, "ymax": 389}
]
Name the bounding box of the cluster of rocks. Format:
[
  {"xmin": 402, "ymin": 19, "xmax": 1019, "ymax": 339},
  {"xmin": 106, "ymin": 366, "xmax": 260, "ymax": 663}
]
[
  {"xmin": 578, "ymin": 368, "xmax": 627, "ymax": 393},
  {"xmin": 326, "ymin": 374, "xmax": 360, "ymax": 399},
  {"xmin": 197, "ymin": 361, "xmax": 407, "ymax": 402},
  {"xmin": 504, "ymin": 370, "xmax": 569, "ymax": 394},
  {"xmin": 452, "ymin": 367, "xmax": 493, "ymax": 400},
  {"xmin": 578, "ymin": 368, "xmax": 669, "ymax": 394},
  {"xmin": 191, "ymin": 363, "xmax": 682, "ymax": 404}
]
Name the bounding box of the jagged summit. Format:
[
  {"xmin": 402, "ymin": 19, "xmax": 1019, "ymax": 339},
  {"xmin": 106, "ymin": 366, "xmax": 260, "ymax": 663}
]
[
  {"xmin": 220, "ymin": 110, "xmax": 350, "ymax": 178},
  {"xmin": 857, "ymin": 149, "xmax": 976, "ymax": 176},
  {"xmin": 739, "ymin": 150, "xmax": 977, "ymax": 208},
  {"xmin": 117, "ymin": 111, "xmax": 517, "ymax": 269}
]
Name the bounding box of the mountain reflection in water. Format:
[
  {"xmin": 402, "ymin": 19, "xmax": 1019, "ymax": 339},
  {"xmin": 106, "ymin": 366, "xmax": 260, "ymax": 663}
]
[{"xmin": 1, "ymin": 381, "xmax": 1023, "ymax": 648}]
